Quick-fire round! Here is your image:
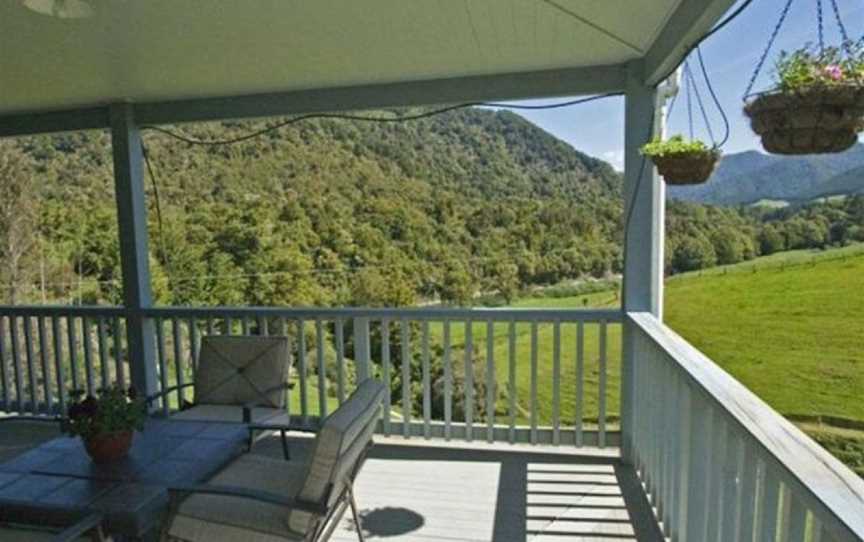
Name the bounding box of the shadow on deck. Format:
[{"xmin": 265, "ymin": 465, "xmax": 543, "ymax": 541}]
[{"xmin": 255, "ymin": 435, "xmax": 663, "ymax": 542}]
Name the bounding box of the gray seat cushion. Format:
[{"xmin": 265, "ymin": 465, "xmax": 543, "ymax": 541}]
[
  {"xmin": 195, "ymin": 336, "xmax": 290, "ymax": 408},
  {"xmin": 169, "ymin": 454, "xmax": 307, "ymax": 542}
]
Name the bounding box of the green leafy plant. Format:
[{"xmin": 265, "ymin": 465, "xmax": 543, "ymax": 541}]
[
  {"xmin": 65, "ymin": 385, "xmax": 146, "ymax": 439},
  {"xmin": 640, "ymin": 135, "xmax": 716, "ymax": 158},
  {"xmin": 774, "ymin": 39, "xmax": 864, "ymax": 92}
]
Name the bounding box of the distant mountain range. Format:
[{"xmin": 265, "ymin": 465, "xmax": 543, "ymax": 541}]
[{"xmin": 668, "ymin": 144, "xmax": 864, "ymax": 205}]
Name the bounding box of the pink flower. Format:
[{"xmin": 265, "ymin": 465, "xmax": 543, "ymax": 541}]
[{"xmin": 822, "ymin": 64, "xmax": 843, "ymax": 81}]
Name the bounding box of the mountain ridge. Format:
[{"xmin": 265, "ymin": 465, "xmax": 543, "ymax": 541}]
[{"xmin": 668, "ymin": 144, "xmax": 864, "ymax": 205}]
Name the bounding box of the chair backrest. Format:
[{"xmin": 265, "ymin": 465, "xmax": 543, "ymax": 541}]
[
  {"xmin": 195, "ymin": 336, "xmax": 290, "ymax": 408},
  {"xmin": 287, "ymin": 379, "xmax": 386, "ymax": 535}
]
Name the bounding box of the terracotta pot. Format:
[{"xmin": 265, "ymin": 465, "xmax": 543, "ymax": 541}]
[
  {"xmin": 745, "ymin": 86, "xmax": 864, "ymax": 155},
  {"xmin": 650, "ymin": 150, "xmax": 720, "ymax": 185},
  {"xmin": 84, "ymin": 431, "xmax": 134, "ymax": 463}
]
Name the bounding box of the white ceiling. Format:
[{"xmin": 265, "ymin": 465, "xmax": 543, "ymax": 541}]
[{"xmin": 0, "ymin": 0, "xmax": 690, "ymax": 116}]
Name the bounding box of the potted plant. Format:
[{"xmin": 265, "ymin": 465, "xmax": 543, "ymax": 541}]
[
  {"xmin": 640, "ymin": 136, "xmax": 720, "ymax": 185},
  {"xmin": 65, "ymin": 385, "xmax": 145, "ymax": 463},
  {"xmin": 745, "ymin": 40, "xmax": 864, "ymax": 155}
]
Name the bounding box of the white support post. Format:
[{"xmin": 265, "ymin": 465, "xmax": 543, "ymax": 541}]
[
  {"xmin": 110, "ymin": 103, "xmax": 158, "ymax": 399},
  {"xmin": 621, "ymin": 61, "xmax": 665, "ymax": 463}
]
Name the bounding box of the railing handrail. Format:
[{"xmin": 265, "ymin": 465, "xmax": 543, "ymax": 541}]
[
  {"xmin": 628, "ymin": 311, "xmax": 864, "ymax": 539},
  {"xmin": 0, "ymin": 305, "xmax": 621, "ymax": 322},
  {"xmin": 141, "ymin": 306, "xmax": 622, "ymax": 321},
  {"xmin": 0, "ymin": 306, "xmax": 126, "ymax": 317}
]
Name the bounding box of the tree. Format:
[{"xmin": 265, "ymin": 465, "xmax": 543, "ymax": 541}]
[
  {"xmin": 0, "ymin": 144, "xmax": 39, "ymax": 304},
  {"xmin": 671, "ymin": 235, "xmax": 717, "ymax": 273}
]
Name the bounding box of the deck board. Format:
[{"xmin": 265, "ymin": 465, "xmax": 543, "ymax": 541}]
[{"xmin": 255, "ymin": 435, "xmax": 663, "ymax": 542}]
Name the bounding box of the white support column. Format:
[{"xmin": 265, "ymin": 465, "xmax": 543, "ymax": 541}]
[
  {"xmin": 110, "ymin": 103, "xmax": 158, "ymax": 398},
  {"xmin": 621, "ymin": 61, "xmax": 665, "ymax": 463}
]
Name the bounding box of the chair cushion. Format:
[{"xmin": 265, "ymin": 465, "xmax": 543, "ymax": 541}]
[
  {"xmin": 169, "ymin": 454, "xmax": 308, "ymax": 542},
  {"xmin": 288, "ymin": 379, "xmax": 385, "ymax": 534},
  {"xmin": 172, "ymin": 404, "xmax": 287, "ymax": 424},
  {"xmin": 195, "ymin": 336, "xmax": 290, "ymax": 408}
]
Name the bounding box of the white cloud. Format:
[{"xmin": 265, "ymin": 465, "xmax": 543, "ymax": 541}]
[{"xmin": 602, "ymin": 150, "xmax": 624, "ymax": 172}]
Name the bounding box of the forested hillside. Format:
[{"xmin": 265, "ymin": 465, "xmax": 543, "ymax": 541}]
[{"xmin": 0, "ymin": 107, "xmax": 862, "ymax": 307}]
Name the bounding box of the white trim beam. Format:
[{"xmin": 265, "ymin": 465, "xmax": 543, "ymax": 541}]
[
  {"xmin": 0, "ymin": 64, "xmax": 626, "ymax": 137},
  {"xmin": 644, "ymin": 0, "xmax": 737, "ymax": 86}
]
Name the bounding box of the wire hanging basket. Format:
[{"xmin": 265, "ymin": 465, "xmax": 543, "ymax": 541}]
[
  {"xmin": 743, "ymin": 0, "xmax": 864, "ymax": 155},
  {"xmin": 643, "ymin": 54, "xmax": 725, "ymax": 186},
  {"xmin": 745, "ymin": 85, "xmax": 864, "ymax": 154},
  {"xmin": 649, "ymin": 145, "xmax": 722, "ymax": 185}
]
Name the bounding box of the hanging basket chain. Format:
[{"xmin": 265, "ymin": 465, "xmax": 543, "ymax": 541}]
[
  {"xmin": 685, "ymin": 61, "xmax": 695, "ymax": 140},
  {"xmin": 818, "ymin": 0, "xmax": 825, "ymax": 53},
  {"xmin": 686, "ymin": 63, "xmax": 717, "ymax": 145},
  {"xmin": 697, "ymin": 46, "xmax": 731, "ymax": 148},
  {"xmin": 744, "ymin": 0, "xmax": 795, "ymax": 100},
  {"xmin": 829, "ymin": 0, "xmax": 852, "ymax": 52}
]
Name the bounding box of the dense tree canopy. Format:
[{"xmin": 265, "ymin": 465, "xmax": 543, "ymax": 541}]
[{"xmin": 0, "ymin": 109, "xmax": 861, "ymax": 307}]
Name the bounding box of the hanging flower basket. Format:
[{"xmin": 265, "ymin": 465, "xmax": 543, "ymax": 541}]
[
  {"xmin": 745, "ymin": 85, "xmax": 864, "ymax": 155},
  {"xmin": 744, "ymin": 40, "xmax": 864, "ymax": 155},
  {"xmin": 641, "ymin": 136, "xmax": 721, "ymax": 186}
]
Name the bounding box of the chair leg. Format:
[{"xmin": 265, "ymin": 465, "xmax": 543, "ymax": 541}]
[
  {"xmin": 348, "ymin": 485, "xmax": 365, "ymax": 542},
  {"xmin": 280, "ymin": 428, "xmax": 291, "ymax": 460}
]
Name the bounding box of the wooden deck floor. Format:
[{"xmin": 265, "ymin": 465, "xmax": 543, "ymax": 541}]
[
  {"xmin": 255, "ymin": 435, "xmax": 664, "ymax": 542},
  {"xmin": 1, "ymin": 420, "xmax": 663, "ymax": 541}
]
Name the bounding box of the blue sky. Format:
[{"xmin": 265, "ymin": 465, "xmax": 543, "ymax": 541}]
[{"xmin": 497, "ymin": 0, "xmax": 864, "ymax": 170}]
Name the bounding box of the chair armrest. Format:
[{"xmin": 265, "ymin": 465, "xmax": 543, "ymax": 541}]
[
  {"xmin": 246, "ymin": 422, "xmax": 317, "ymax": 433},
  {"xmin": 145, "ymin": 382, "xmax": 195, "ymax": 406},
  {"xmin": 241, "ymin": 382, "xmax": 292, "ymax": 423},
  {"xmin": 168, "ymin": 484, "xmax": 326, "ymax": 515},
  {"xmin": 50, "ymin": 513, "xmax": 104, "ymax": 542}
]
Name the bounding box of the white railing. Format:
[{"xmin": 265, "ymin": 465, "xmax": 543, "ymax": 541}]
[
  {"xmin": 628, "ymin": 312, "xmax": 864, "ymax": 542},
  {"xmin": 0, "ymin": 305, "xmax": 622, "ymax": 447}
]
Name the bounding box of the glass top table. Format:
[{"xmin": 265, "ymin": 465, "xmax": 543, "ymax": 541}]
[{"xmin": 0, "ymin": 418, "xmax": 248, "ymax": 539}]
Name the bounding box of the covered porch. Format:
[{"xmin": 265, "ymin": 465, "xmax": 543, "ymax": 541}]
[{"xmin": 1, "ymin": 1, "xmax": 863, "ymax": 541}]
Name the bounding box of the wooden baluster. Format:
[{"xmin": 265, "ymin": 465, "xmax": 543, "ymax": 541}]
[
  {"xmin": 172, "ymin": 318, "xmax": 184, "ymax": 406},
  {"xmin": 0, "ymin": 316, "xmax": 8, "ymax": 410},
  {"xmin": 381, "ymin": 318, "xmax": 392, "ymax": 436},
  {"xmin": 9, "ymin": 316, "xmax": 24, "ymax": 413},
  {"xmin": 66, "ymin": 315, "xmax": 80, "ymax": 394},
  {"xmin": 529, "ymin": 321, "xmax": 538, "ymax": 445},
  {"xmin": 464, "ymin": 319, "xmax": 474, "ymax": 442},
  {"xmin": 51, "ymin": 316, "xmax": 67, "ymax": 413},
  {"xmin": 316, "ymin": 318, "xmax": 326, "ymax": 418},
  {"xmin": 23, "ymin": 316, "xmax": 38, "ymax": 412},
  {"xmin": 297, "ymin": 319, "xmax": 308, "ymax": 424},
  {"xmin": 551, "ymin": 320, "xmax": 561, "ymax": 446},
  {"xmin": 442, "ymin": 319, "xmax": 451, "ymax": 440},
  {"xmin": 574, "ymin": 321, "xmax": 584, "ymax": 447},
  {"xmin": 37, "ymin": 316, "xmax": 52, "ymax": 412},
  {"xmin": 81, "ymin": 316, "xmax": 95, "ymax": 395},
  {"xmin": 422, "ymin": 320, "xmax": 432, "ymax": 440},
  {"xmin": 112, "ymin": 317, "xmax": 125, "ymax": 388},
  {"xmin": 335, "ymin": 319, "xmax": 345, "ymax": 404},
  {"xmin": 485, "ymin": 319, "xmax": 495, "ymax": 443},
  {"xmin": 507, "ymin": 320, "xmax": 516, "ymax": 444},
  {"xmin": 401, "ymin": 318, "xmax": 411, "ymax": 438},
  {"xmin": 598, "ymin": 320, "xmax": 608, "ymax": 448},
  {"xmin": 154, "ymin": 318, "xmax": 169, "ymax": 414}
]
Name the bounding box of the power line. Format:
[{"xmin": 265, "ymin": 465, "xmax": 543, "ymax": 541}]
[{"xmin": 141, "ymin": 93, "xmax": 622, "ymax": 147}]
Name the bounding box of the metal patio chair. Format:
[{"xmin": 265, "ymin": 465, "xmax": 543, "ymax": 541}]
[
  {"xmin": 146, "ymin": 335, "xmax": 293, "ymax": 449},
  {"xmin": 162, "ymin": 378, "xmax": 386, "ymax": 542}
]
